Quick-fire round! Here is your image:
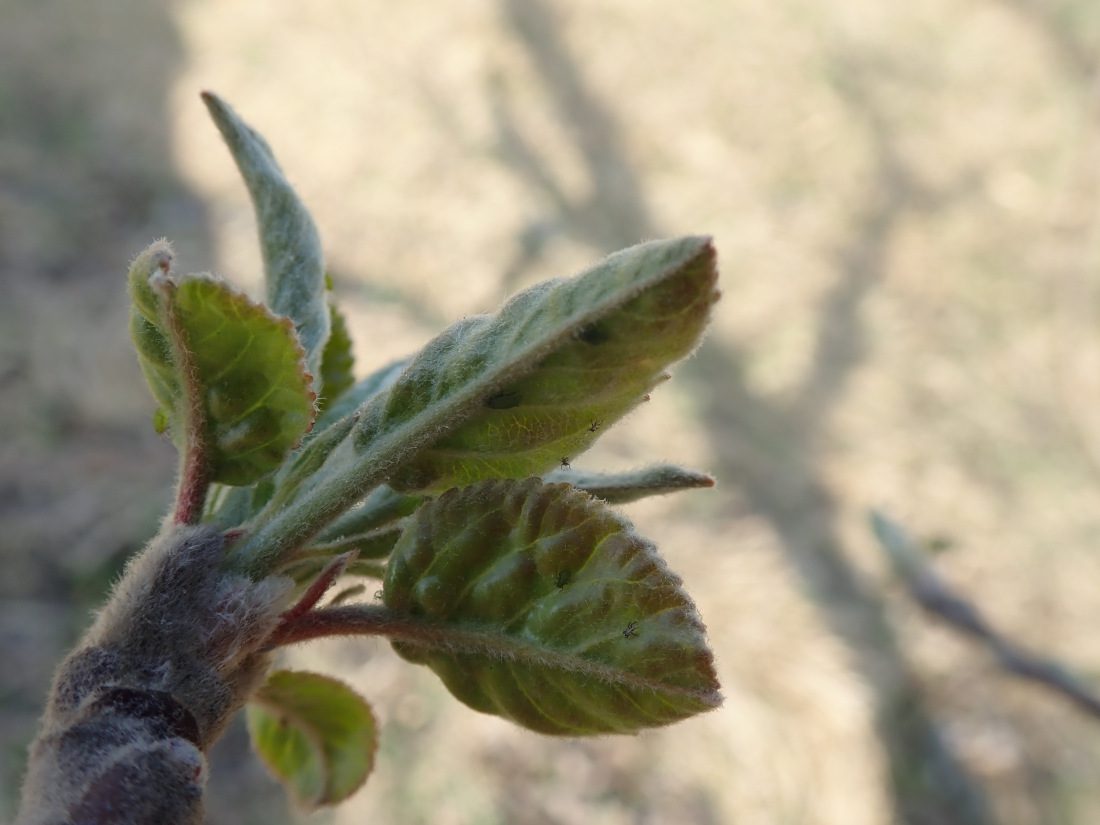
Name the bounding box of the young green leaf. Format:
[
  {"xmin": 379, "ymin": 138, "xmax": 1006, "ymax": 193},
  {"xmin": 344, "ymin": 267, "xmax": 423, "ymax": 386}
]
[
  {"xmin": 246, "ymin": 670, "xmax": 377, "ymax": 810},
  {"xmin": 305, "ymin": 522, "xmax": 406, "ymax": 562},
  {"xmin": 236, "ymin": 237, "xmax": 717, "ymax": 571},
  {"xmin": 128, "ymin": 240, "xmax": 181, "ymax": 421},
  {"xmin": 281, "ymin": 521, "xmax": 404, "ymax": 582},
  {"xmin": 318, "ymin": 304, "xmax": 355, "ymax": 413},
  {"xmin": 544, "ymin": 463, "xmax": 715, "ymax": 504},
  {"xmin": 201, "ymin": 92, "xmax": 330, "ymax": 380},
  {"xmin": 239, "ymin": 360, "xmax": 411, "ymax": 524},
  {"xmin": 313, "ymin": 356, "xmax": 410, "ymax": 433},
  {"xmin": 209, "ymin": 362, "xmax": 411, "ymax": 526},
  {"xmin": 128, "ymin": 243, "xmax": 317, "ymax": 486},
  {"xmin": 381, "ymin": 236, "xmax": 718, "ymax": 492},
  {"xmin": 383, "ymin": 478, "xmax": 721, "ymax": 735},
  {"xmin": 318, "ymin": 485, "xmax": 422, "ymax": 542},
  {"xmin": 284, "ymin": 556, "xmax": 388, "ymax": 586}
]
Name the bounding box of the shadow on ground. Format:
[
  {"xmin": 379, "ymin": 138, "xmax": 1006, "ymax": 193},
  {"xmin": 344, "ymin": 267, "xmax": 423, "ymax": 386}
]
[{"xmin": 0, "ymin": 2, "xmax": 285, "ymax": 821}]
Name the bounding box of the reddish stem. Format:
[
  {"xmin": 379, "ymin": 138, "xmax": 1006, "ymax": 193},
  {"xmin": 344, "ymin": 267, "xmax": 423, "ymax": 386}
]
[
  {"xmin": 285, "ymin": 552, "xmax": 356, "ymax": 620},
  {"xmin": 269, "ymin": 552, "xmax": 357, "ymax": 641},
  {"xmin": 265, "ymin": 605, "xmax": 722, "ymax": 703},
  {"xmin": 267, "ymin": 605, "xmax": 435, "ymax": 649},
  {"xmin": 174, "ymin": 449, "xmax": 211, "ymax": 525},
  {"xmin": 151, "ymin": 256, "xmax": 214, "ymax": 526}
]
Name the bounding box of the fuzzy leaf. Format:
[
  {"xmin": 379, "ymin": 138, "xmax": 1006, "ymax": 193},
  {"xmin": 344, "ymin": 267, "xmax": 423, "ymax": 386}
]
[
  {"xmin": 285, "ymin": 555, "xmax": 388, "ymax": 585},
  {"xmin": 237, "ymin": 237, "xmax": 717, "ymax": 572},
  {"xmin": 210, "ymin": 359, "xmax": 409, "ymax": 526},
  {"xmin": 128, "ymin": 240, "xmax": 179, "ymax": 419},
  {"xmin": 128, "ymin": 243, "xmax": 317, "ymax": 485},
  {"xmin": 202, "ymin": 92, "xmax": 330, "ymax": 380},
  {"xmin": 544, "ymin": 464, "xmax": 715, "ymax": 504},
  {"xmin": 383, "ymin": 478, "xmax": 721, "ymax": 735},
  {"xmin": 314, "ymin": 357, "xmax": 410, "ymax": 432},
  {"xmin": 383, "ymin": 237, "xmax": 718, "ymax": 492},
  {"xmin": 171, "ymin": 276, "xmax": 316, "ymax": 484},
  {"xmin": 283, "ymin": 521, "xmax": 403, "ymax": 583},
  {"xmin": 308, "ymin": 522, "xmax": 406, "ymax": 561},
  {"xmin": 247, "ymin": 670, "xmax": 377, "ymax": 810},
  {"xmin": 319, "ymin": 304, "xmax": 355, "ymax": 412},
  {"xmin": 318, "ymin": 485, "xmax": 422, "ymax": 543},
  {"xmin": 278, "ymin": 359, "xmax": 411, "ymax": 498}
]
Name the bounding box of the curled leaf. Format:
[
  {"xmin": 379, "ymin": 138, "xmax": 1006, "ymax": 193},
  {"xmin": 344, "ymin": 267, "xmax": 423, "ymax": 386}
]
[
  {"xmin": 128, "ymin": 242, "xmax": 317, "ymax": 486},
  {"xmin": 246, "ymin": 670, "xmax": 377, "ymax": 810},
  {"xmin": 383, "ymin": 478, "xmax": 721, "ymax": 735},
  {"xmin": 544, "ymin": 463, "xmax": 715, "ymax": 504},
  {"xmin": 128, "ymin": 240, "xmax": 179, "ymax": 420}
]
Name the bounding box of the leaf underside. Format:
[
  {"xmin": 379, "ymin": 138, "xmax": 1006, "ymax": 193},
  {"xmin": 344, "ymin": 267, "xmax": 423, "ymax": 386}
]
[
  {"xmin": 543, "ymin": 463, "xmax": 716, "ymax": 504},
  {"xmin": 314, "ymin": 357, "xmax": 410, "ymax": 435},
  {"xmin": 247, "ymin": 670, "xmax": 377, "ymax": 810},
  {"xmin": 202, "ymin": 92, "xmax": 330, "ymax": 381},
  {"xmin": 379, "ymin": 236, "xmax": 718, "ymax": 493},
  {"xmin": 237, "ymin": 237, "xmax": 716, "ymax": 578},
  {"xmin": 383, "ymin": 478, "xmax": 721, "ymax": 735}
]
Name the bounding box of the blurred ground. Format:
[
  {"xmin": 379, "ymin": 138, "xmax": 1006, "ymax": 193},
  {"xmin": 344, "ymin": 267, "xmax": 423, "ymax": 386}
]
[{"xmin": 3, "ymin": 0, "xmax": 1100, "ymax": 822}]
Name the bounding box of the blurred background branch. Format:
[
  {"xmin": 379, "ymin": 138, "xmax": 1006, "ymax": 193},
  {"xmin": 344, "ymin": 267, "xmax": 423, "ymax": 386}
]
[{"xmin": 872, "ymin": 511, "xmax": 1100, "ymax": 721}]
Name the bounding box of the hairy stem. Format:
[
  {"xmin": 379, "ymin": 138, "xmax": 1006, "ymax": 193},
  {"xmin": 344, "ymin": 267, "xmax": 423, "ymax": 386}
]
[
  {"xmin": 277, "ymin": 552, "xmax": 356, "ymax": 625},
  {"xmin": 175, "ymin": 441, "xmax": 213, "ymax": 526},
  {"xmin": 16, "ymin": 526, "xmax": 290, "ymax": 825},
  {"xmin": 153, "ymin": 276, "xmax": 214, "ymax": 525}
]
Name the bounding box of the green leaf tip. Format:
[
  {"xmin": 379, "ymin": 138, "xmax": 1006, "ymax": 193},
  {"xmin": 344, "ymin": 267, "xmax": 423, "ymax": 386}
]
[
  {"xmin": 247, "ymin": 670, "xmax": 377, "ymax": 810},
  {"xmin": 201, "ymin": 91, "xmax": 330, "ymax": 382},
  {"xmin": 383, "ymin": 477, "xmax": 722, "ymax": 735},
  {"xmin": 545, "ymin": 463, "xmax": 716, "ymax": 504},
  {"xmin": 369, "ymin": 235, "xmax": 719, "ymax": 493},
  {"xmin": 128, "ymin": 240, "xmax": 318, "ymax": 486}
]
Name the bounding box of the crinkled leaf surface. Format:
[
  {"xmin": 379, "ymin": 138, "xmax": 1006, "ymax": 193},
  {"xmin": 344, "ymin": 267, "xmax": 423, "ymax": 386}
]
[
  {"xmin": 235, "ymin": 237, "xmax": 717, "ymax": 571},
  {"xmin": 128, "ymin": 242, "xmax": 316, "ymax": 485},
  {"xmin": 202, "ymin": 92, "xmax": 330, "ymax": 380},
  {"xmin": 383, "ymin": 478, "xmax": 721, "ymax": 735},
  {"xmin": 246, "ymin": 670, "xmax": 377, "ymax": 810}
]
